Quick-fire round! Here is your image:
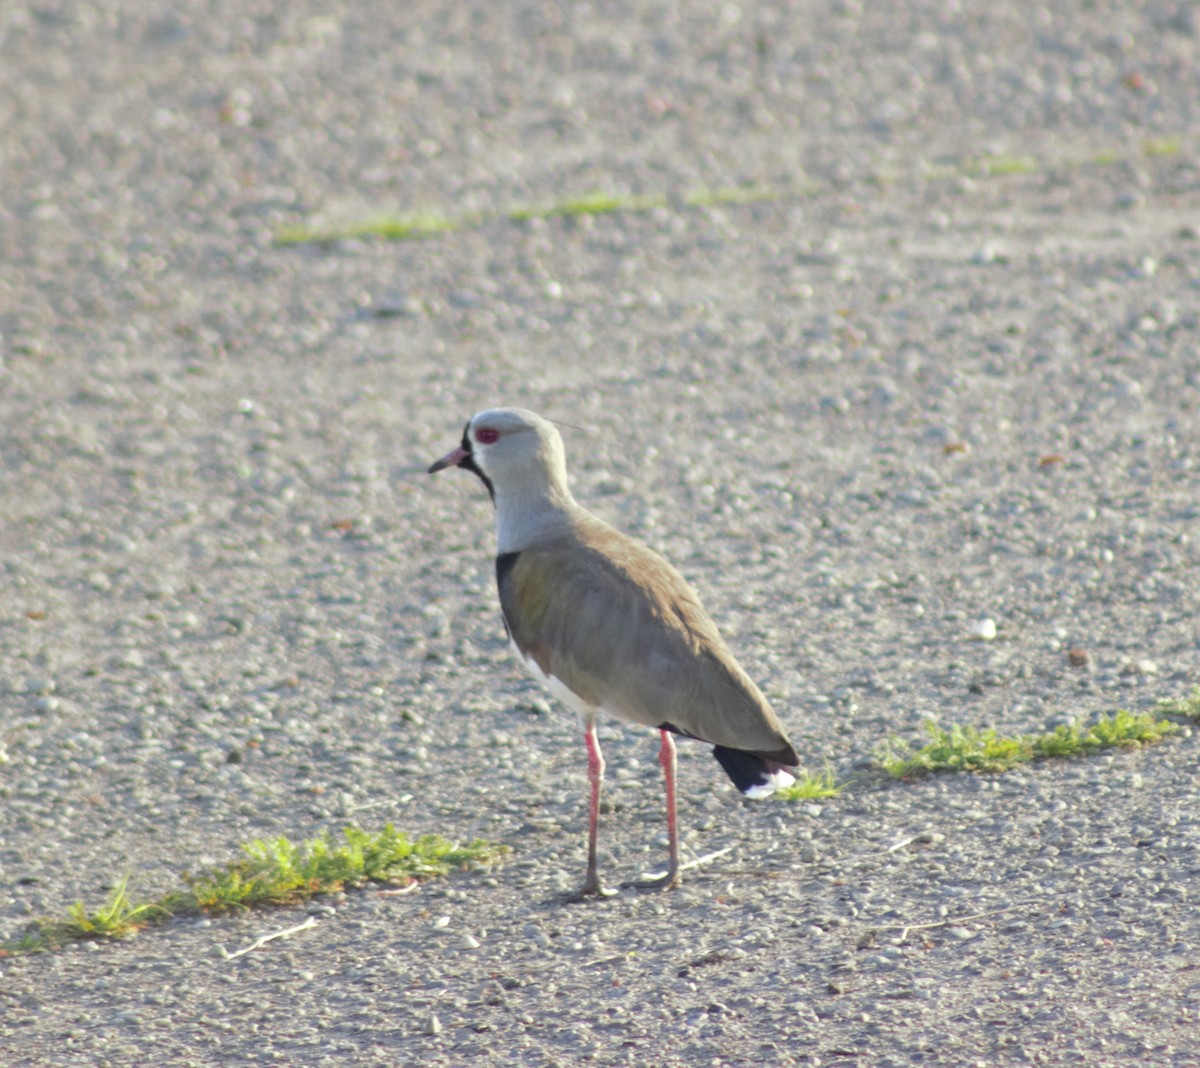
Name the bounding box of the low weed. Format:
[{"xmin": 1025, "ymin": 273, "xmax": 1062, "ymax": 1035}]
[
  {"xmin": 776, "ymin": 764, "xmax": 845, "ymax": 801},
  {"xmin": 1143, "ymin": 136, "xmax": 1182, "ymax": 157},
  {"xmin": 879, "ymin": 723, "xmax": 1032, "ymax": 776},
  {"xmin": 881, "ymin": 702, "xmax": 1187, "ymax": 778},
  {"xmin": 273, "ymin": 135, "xmax": 1190, "ymax": 247},
  {"xmin": 3, "ymin": 825, "xmax": 505, "ymax": 955},
  {"xmin": 509, "ymin": 191, "xmax": 668, "ymax": 221},
  {"xmin": 1153, "ymin": 687, "xmax": 1200, "ymax": 721},
  {"xmin": 683, "ymin": 184, "xmax": 780, "ymax": 207},
  {"xmin": 963, "ymin": 154, "xmax": 1039, "ymax": 177},
  {"xmin": 274, "ymin": 212, "xmax": 458, "ymax": 245},
  {"xmin": 13, "ymin": 877, "xmax": 169, "ymax": 950}
]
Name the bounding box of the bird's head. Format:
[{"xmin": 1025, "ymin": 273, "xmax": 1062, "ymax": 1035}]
[{"xmin": 428, "ymin": 407, "xmax": 569, "ymax": 504}]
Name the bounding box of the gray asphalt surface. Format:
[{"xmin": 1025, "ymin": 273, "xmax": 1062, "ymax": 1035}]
[{"xmin": 2, "ymin": 2, "xmax": 1200, "ymax": 1065}]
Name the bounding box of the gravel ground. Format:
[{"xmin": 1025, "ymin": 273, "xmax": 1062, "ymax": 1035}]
[{"xmin": 3, "ymin": 1, "xmax": 1200, "ymax": 1065}]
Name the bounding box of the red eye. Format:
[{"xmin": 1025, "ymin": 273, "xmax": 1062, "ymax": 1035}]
[{"xmin": 475, "ymin": 427, "xmax": 500, "ymax": 445}]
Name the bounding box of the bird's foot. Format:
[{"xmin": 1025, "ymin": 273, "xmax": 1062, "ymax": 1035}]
[
  {"xmin": 628, "ymin": 845, "xmax": 735, "ymax": 890},
  {"xmin": 562, "ymin": 880, "xmax": 619, "ymax": 903},
  {"xmin": 628, "ymin": 867, "xmax": 680, "ymax": 892}
]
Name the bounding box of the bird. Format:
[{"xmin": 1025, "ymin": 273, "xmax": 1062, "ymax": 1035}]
[{"xmin": 428, "ymin": 407, "xmax": 799, "ymax": 897}]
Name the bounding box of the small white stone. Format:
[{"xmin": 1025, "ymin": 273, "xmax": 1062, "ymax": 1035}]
[
  {"xmin": 431, "ymin": 915, "xmax": 450, "ymax": 930},
  {"xmin": 424, "ymin": 1014, "xmax": 442, "ymax": 1036},
  {"xmin": 969, "ymin": 618, "xmax": 997, "ymax": 641},
  {"xmin": 459, "ymin": 933, "xmax": 481, "ymax": 949}
]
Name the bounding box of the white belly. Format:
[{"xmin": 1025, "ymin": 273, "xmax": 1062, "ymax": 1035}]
[{"xmin": 510, "ymin": 637, "xmax": 600, "ymax": 724}]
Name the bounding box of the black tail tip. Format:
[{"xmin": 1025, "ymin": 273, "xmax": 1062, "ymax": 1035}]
[{"xmin": 712, "ymin": 746, "xmax": 797, "ymax": 798}]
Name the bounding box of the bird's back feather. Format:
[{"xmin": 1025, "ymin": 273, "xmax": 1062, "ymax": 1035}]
[{"xmin": 497, "ymin": 513, "xmax": 798, "ymax": 764}]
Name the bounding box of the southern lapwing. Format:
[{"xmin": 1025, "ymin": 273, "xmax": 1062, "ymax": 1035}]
[{"xmin": 429, "ymin": 407, "xmax": 799, "ymax": 896}]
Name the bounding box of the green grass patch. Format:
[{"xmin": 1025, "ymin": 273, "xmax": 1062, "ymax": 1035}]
[
  {"xmin": 2, "ymin": 824, "xmax": 506, "ymax": 955},
  {"xmin": 1032, "ymin": 709, "xmax": 1178, "ymax": 757},
  {"xmin": 880, "ymin": 705, "xmax": 1184, "ymax": 778},
  {"xmin": 4, "ymin": 876, "xmax": 169, "ymax": 953},
  {"xmin": 274, "ymin": 212, "xmax": 460, "ymax": 245},
  {"xmin": 776, "ymin": 764, "xmax": 845, "ymax": 801},
  {"xmin": 963, "ymin": 154, "xmax": 1039, "ymax": 177},
  {"xmin": 509, "ymin": 191, "xmax": 668, "ymax": 221},
  {"xmin": 1143, "ymin": 136, "xmax": 1182, "ymax": 157},
  {"xmin": 683, "ymin": 184, "xmax": 780, "ymax": 207},
  {"xmin": 1154, "ymin": 686, "xmax": 1200, "ymax": 720},
  {"xmin": 274, "ymin": 184, "xmax": 779, "ymax": 245},
  {"xmin": 273, "ymin": 134, "xmax": 1189, "ymax": 247},
  {"xmin": 880, "ymin": 722, "xmax": 1032, "ymax": 775}
]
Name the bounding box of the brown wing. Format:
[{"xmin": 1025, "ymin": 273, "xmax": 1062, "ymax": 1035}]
[{"xmin": 497, "ymin": 517, "xmax": 796, "ymax": 760}]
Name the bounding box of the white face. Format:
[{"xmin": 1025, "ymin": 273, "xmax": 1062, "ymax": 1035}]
[
  {"xmin": 466, "ymin": 408, "xmax": 546, "ymax": 479},
  {"xmin": 438, "ymin": 408, "xmax": 574, "ymax": 550}
]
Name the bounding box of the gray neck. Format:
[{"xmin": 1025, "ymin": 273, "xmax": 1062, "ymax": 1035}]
[{"xmin": 494, "ymin": 478, "xmax": 581, "ymax": 553}]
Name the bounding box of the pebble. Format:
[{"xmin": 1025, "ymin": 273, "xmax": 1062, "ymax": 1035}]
[{"xmin": 968, "ymin": 618, "xmax": 997, "ymax": 641}]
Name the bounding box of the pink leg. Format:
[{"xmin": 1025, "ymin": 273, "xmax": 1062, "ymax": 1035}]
[
  {"xmin": 584, "ymin": 725, "xmax": 604, "ymax": 891},
  {"xmin": 658, "ymin": 729, "xmax": 681, "ymax": 888},
  {"xmin": 567, "ymin": 724, "xmax": 615, "ymax": 900}
]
